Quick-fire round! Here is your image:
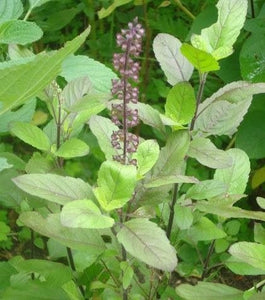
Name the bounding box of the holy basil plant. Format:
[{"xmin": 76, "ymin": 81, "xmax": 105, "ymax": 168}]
[{"xmin": 1, "ymin": 0, "xmax": 265, "ymax": 299}]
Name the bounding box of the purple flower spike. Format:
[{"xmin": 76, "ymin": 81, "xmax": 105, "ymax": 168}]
[{"xmin": 110, "ymin": 18, "xmax": 144, "ymax": 165}]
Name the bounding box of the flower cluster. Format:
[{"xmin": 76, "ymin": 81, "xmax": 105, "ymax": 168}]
[{"xmin": 110, "ymin": 18, "xmax": 144, "ymax": 165}]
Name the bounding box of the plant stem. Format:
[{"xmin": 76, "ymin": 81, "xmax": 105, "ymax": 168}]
[
  {"xmin": 173, "ymin": 0, "xmax": 195, "ymax": 20},
  {"xmin": 30, "ymin": 229, "xmax": 35, "ymax": 280},
  {"xmin": 202, "ymin": 240, "xmax": 215, "ymax": 279},
  {"xmin": 250, "ymin": 0, "xmax": 255, "ymax": 18},
  {"xmin": 190, "ymin": 73, "xmax": 208, "ymax": 132},
  {"xmin": 166, "ymin": 183, "xmax": 179, "ymax": 238},
  {"xmin": 101, "ymin": 259, "xmax": 120, "ymax": 287}
]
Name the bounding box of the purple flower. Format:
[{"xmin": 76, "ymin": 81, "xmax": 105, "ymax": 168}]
[{"xmin": 111, "ymin": 18, "xmax": 144, "ymax": 165}]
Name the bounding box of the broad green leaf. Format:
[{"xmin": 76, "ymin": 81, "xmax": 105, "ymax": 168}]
[
  {"xmin": 191, "ymin": 0, "xmax": 247, "ymax": 60},
  {"xmin": 229, "ymin": 242, "xmax": 265, "ymax": 271},
  {"xmin": 195, "ymin": 82, "xmax": 265, "ymax": 136},
  {"xmin": 2, "ymin": 281, "xmax": 69, "ymax": 300},
  {"xmin": 61, "ymin": 199, "xmax": 114, "ymax": 229},
  {"xmin": 225, "ymin": 256, "xmax": 265, "ymax": 276},
  {"xmin": 62, "ymin": 281, "xmax": 83, "ymax": 300},
  {"xmin": 176, "ymin": 282, "xmax": 244, "ymax": 300},
  {"xmin": 0, "ymin": 221, "xmax": 10, "ymax": 241},
  {"xmin": 254, "ymin": 223, "xmax": 265, "ymax": 244},
  {"xmin": 152, "ymin": 130, "xmax": 189, "ymax": 178},
  {"xmin": 0, "ymin": 262, "xmax": 17, "ymax": 290},
  {"xmin": 0, "ymin": 157, "xmax": 12, "ymax": 172},
  {"xmin": 10, "ymin": 121, "xmax": 50, "ymax": 151},
  {"xmin": 25, "ymin": 152, "xmax": 54, "ymax": 174},
  {"xmin": 214, "ymin": 149, "xmax": 250, "ymax": 194},
  {"xmin": 240, "ymin": 33, "xmax": 265, "ymax": 82},
  {"xmin": 252, "ymin": 168, "xmax": 265, "ymax": 189},
  {"xmin": 145, "ymin": 175, "xmax": 198, "ymax": 188},
  {"xmin": 0, "ymin": 152, "xmax": 25, "ymax": 170},
  {"xmin": 62, "ymin": 76, "xmax": 92, "ymax": 109},
  {"xmin": 94, "ymin": 161, "xmax": 137, "ymax": 211},
  {"xmin": 68, "ymin": 93, "xmax": 107, "ymax": 114},
  {"xmin": 165, "ymin": 82, "xmax": 196, "ymax": 125},
  {"xmin": 19, "ymin": 212, "xmax": 105, "ymax": 252},
  {"xmin": 186, "ymin": 180, "xmax": 228, "ymax": 200},
  {"xmin": 61, "ymin": 55, "xmax": 117, "ymax": 93},
  {"xmin": 89, "ymin": 116, "xmax": 120, "ymax": 160},
  {"xmin": 188, "ymin": 137, "xmax": 232, "ymax": 169},
  {"xmin": 55, "ymin": 138, "xmax": 89, "ymax": 158},
  {"xmin": 181, "ymin": 43, "xmax": 220, "ymax": 72},
  {"xmin": 0, "ymin": 99, "xmax": 36, "ymax": 133},
  {"xmin": 117, "ymin": 218, "xmax": 177, "ymax": 271},
  {"xmin": 131, "ymin": 102, "xmax": 165, "ymax": 132},
  {"xmin": 175, "ymin": 205, "xmax": 193, "ymax": 230},
  {"xmin": 196, "ymin": 200, "xmax": 265, "ymax": 222},
  {"xmin": 10, "ymin": 258, "xmax": 72, "ymax": 287},
  {"xmin": 153, "ymin": 33, "xmax": 193, "ymax": 85},
  {"xmin": 236, "ymin": 111, "xmax": 265, "ymax": 159},
  {"xmin": 98, "ymin": 0, "xmax": 132, "ymax": 19},
  {"xmin": 256, "ymin": 197, "xmax": 265, "ymax": 210},
  {"xmin": 0, "ymin": 27, "xmax": 90, "ymax": 115},
  {"xmin": 13, "ymin": 174, "xmax": 93, "ymax": 205},
  {"xmin": 134, "ymin": 140, "xmax": 159, "ymax": 177},
  {"xmin": 29, "ymin": 0, "xmax": 55, "ymax": 9},
  {"xmin": 0, "ymin": 0, "xmax": 23, "ymax": 23},
  {"xmin": 187, "ymin": 217, "xmax": 226, "ymax": 241},
  {"xmin": 0, "ymin": 20, "xmax": 43, "ymax": 45},
  {"xmin": 120, "ymin": 261, "xmax": 134, "ymax": 290}
]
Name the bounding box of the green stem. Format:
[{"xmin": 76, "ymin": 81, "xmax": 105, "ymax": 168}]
[
  {"xmin": 190, "ymin": 72, "xmax": 208, "ymax": 132},
  {"xmin": 166, "ymin": 183, "xmax": 179, "ymax": 239},
  {"xmin": 202, "ymin": 240, "xmax": 216, "ymax": 279},
  {"xmin": 173, "ymin": 0, "xmax": 195, "ymax": 20}
]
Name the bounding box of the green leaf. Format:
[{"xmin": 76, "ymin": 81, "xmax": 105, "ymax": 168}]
[
  {"xmin": 62, "ymin": 281, "xmax": 83, "ymax": 300},
  {"xmin": 55, "ymin": 138, "xmax": 89, "ymax": 159},
  {"xmin": 117, "ymin": 218, "xmax": 177, "ymax": 271},
  {"xmin": 181, "ymin": 43, "xmax": 220, "ymax": 72},
  {"xmin": 240, "ymin": 33, "xmax": 265, "ymax": 82},
  {"xmin": 0, "ymin": 27, "xmax": 90, "ymax": 115},
  {"xmin": 0, "ymin": 0, "xmax": 23, "ymax": 23},
  {"xmin": 13, "ymin": 174, "xmax": 93, "ymax": 205},
  {"xmin": 252, "ymin": 168, "xmax": 265, "ymax": 189},
  {"xmin": 0, "ymin": 20, "xmax": 43, "ymax": 45},
  {"xmin": 134, "ymin": 140, "xmax": 159, "ymax": 177},
  {"xmin": 2, "ymin": 281, "xmax": 69, "ymax": 300},
  {"xmin": 175, "ymin": 205, "xmax": 193, "ymax": 230},
  {"xmin": 188, "ymin": 137, "xmax": 232, "ymax": 169},
  {"xmin": 29, "ymin": 0, "xmax": 55, "ymax": 9},
  {"xmin": 94, "ymin": 161, "xmax": 137, "ymax": 211},
  {"xmin": 61, "ymin": 199, "xmax": 114, "ymax": 229},
  {"xmin": 229, "ymin": 242, "xmax": 265, "ymax": 272},
  {"xmin": 256, "ymin": 197, "xmax": 265, "ymax": 210},
  {"xmin": 187, "ymin": 217, "xmax": 226, "ymax": 241},
  {"xmin": 61, "ymin": 55, "xmax": 117, "ymax": 93},
  {"xmin": 236, "ymin": 111, "xmax": 265, "ymax": 159},
  {"xmin": 186, "ymin": 180, "xmax": 228, "ymax": 200},
  {"xmin": 196, "ymin": 200, "xmax": 265, "ymax": 222},
  {"xmin": 145, "ymin": 175, "xmax": 198, "ymax": 188},
  {"xmin": 0, "ymin": 262, "xmax": 17, "ymax": 290},
  {"xmin": 153, "ymin": 33, "xmax": 193, "ymax": 85},
  {"xmin": 225, "ymin": 256, "xmax": 265, "ymax": 276},
  {"xmin": 0, "ymin": 221, "xmax": 10, "ymax": 241},
  {"xmin": 10, "ymin": 121, "xmax": 50, "ymax": 151},
  {"xmin": 120, "ymin": 261, "xmax": 134, "ymax": 289},
  {"xmin": 165, "ymin": 82, "xmax": 196, "ymax": 125},
  {"xmin": 19, "ymin": 212, "xmax": 105, "ymax": 252},
  {"xmin": 191, "ymin": 0, "xmax": 247, "ymax": 60},
  {"xmin": 176, "ymin": 282, "xmax": 244, "ymax": 300},
  {"xmin": 0, "ymin": 157, "xmax": 12, "ymax": 172},
  {"xmin": 10, "ymin": 258, "xmax": 72, "ymax": 287},
  {"xmin": 68, "ymin": 93, "xmax": 107, "ymax": 114},
  {"xmin": 62, "ymin": 76, "xmax": 92, "ymax": 109},
  {"xmin": 0, "ymin": 99, "xmax": 36, "ymax": 133},
  {"xmin": 98, "ymin": 0, "xmax": 132, "ymax": 19},
  {"xmin": 214, "ymin": 148, "xmax": 250, "ymax": 194},
  {"xmin": 0, "ymin": 152, "xmax": 25, "ymax": 170},
  {"xmin": 195, "ymin": 82, "xmax": 265, "ymax": 136},
  {"xmin": 89, "ymin": 116, "xmax": 120, "ymax": 160},
  {"xmin": 152, "ymin": 130, "xmax": 189, "ymax": 177}
]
